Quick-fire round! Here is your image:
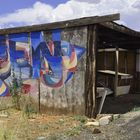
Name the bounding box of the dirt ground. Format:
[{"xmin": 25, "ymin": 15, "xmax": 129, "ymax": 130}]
[
  {"xmin": 0, "ymin": 108, "xmax": 140, "ymax": 140},
  {"xmin": 0, "ymin": 94, "xmax": 140, "ymax": 140}
]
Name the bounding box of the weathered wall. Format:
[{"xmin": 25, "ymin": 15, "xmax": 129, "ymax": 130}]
[
  {"xmin": 0, "ymin": 26, "xmax": 87, "ymax": 114},
  {"xmin": 31, "ymin": 27, "xmax": 87, "ymax": 114}
]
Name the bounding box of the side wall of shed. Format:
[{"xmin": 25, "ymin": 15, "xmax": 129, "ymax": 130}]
[{"xmin": 0, "ymin": 26, "xmax": 88, "ymax": 115}]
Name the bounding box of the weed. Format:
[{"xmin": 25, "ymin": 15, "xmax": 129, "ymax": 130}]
[
  {"xmin": 131, "ymin": 106, "xmax": 140, "ymax": 112},
  {"xmin": 0, "ymin": 126, "xmax": 13, "ymax": 140},
  {"xmin": 10, "ymin": 78, "xmax": 21, "ymax": 110},
  {"xmin": 73, "ymin": 115, "xmax": 87, "ymax": 123},
  {"xmin": 66, "ymin": 125, "xmax": 83, "ymax": 136}
]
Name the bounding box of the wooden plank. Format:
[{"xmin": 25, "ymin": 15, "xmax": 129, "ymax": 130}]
[
  {"xmin": 0, "ymin": 13, "xmax": 120, "ymax": 35},
  {"xmin": 92, "ymin": 25, "xmax": 98, "ymax": 117},
  {"xmin": 98, "ymin": 70, "xmax": 131, "ymax": 76},
  {"xmin": 115, "ymin": 47, "xmax": 119, "ymax": 96},
  {"xmin": 98, "ymin": 48, "xmax": 127, "ymax": 52},
  {"xmin": 38, "ymin": 78, "xmax": 41, "ymax": 113},
  {"xmin": 116, "ymin": 85, "xmax": 130, "ymax": 96},
  {"xmin": 85, "ymin": 26, "xmax": 91, "ymax": 117},
  {"xmin": 98, "ymin": 90, "xmax": 107, "ymax": 114},
  {"xmin": 100, "ymin": 21, "xmax": 140, "ymax": 38},
  {"xmin": 85, "ymin": 24, "xmax": 98, "ymax": 118}
]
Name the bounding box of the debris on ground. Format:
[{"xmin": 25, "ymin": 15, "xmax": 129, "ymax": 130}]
[
  {"xmin": 92, "ymin": 128, "xmax": 101, "ymax": 134},
  {"xmin": 98, "ymin": 115, "xmax": 113, "ymax": 126},
  {"xmin": 85, "ymin": 121, "xmax": 99, "ymax": 127}
]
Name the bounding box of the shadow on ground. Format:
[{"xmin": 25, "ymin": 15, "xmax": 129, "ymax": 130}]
[{"xmin": 101, "ymin": 94, "xmax": 140, "ymax": 114}]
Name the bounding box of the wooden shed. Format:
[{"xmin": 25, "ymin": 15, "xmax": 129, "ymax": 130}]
[{"xmin": 0, "ymin": 13, "xmax": 140, "ymax": 118}]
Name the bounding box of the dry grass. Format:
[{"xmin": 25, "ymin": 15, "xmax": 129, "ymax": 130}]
[{"xmin": 0, "ymin": 109, "xmax": 87, "ymax": 140}]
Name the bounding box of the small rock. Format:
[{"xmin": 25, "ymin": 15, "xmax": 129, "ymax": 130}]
[
  {"xmin": 0, "ymin": 114, "xmax": 8, "ymax": 118},
  {"xmin": 120, "ymin": 129, "xmax": 126, "ymax": 134},
  {"xmin": 36, "ymin": 136, "xmax": 46, "ymax": 140},
  {"xmin": 59, "ymin": 119, "xmax": 64, "ymax": 122},
  {"xmin": 92, "ymin": 128, "xmax": 101, "ymax": 134},
  {"xmin": 113, "ymin": 114, "xmax": 120, "ymax": 120},
  {"xmin": 85, "ymin": 121, "xmax": 99, "ymax": 126},
  {"xmin": 99, "ymin": 115, "xmax": 112, "ymax": 126},
  {"xmin": 59, "ymin": 119, "xmax": 64, "ymax": 123}
]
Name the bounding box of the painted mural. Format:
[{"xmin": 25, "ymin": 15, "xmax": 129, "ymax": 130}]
[{"xmin": 0, "ymin": 29, "xmax": 86, "ymax": 97}]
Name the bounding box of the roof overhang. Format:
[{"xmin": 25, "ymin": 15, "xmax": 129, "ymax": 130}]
[{"xmin": 0, "ymin": 13, "xmax": 120, "ymax": 35}]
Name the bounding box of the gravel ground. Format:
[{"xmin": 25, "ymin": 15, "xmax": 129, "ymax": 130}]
[
  {"xmin": 44, "ymin": 94, "xmax": 140, "ymax": 140},
  {"xmin": 44, "ymin": 111, "xmax": 140, "ymax": 140},
  {"xmin": 39, "ymin": 94, "xmax": 140, "ymax": 140}
]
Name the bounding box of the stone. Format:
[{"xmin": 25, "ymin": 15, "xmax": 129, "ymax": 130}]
[
  {"xmin": 113, "ymin": 114, "xmax": 120, "ymax": 120},
  {"xmin": 59, "ymin": 119, "xmax": 64, "ymax": 123},
  {"xmin": 99, "ymin": 115, "xmax": 112, "ymax": 126},
  {"xmin": 85, "ymin": 121, "xmax": 99, "ymax": 126},
  {"xmin": 36, "ymin": 136, "xmax": 46, "ymax": 140},
  {"xmin": 92, "ymin": 128, "xmax": 101, "ymax": 134},
  {"xmin": 0, "ymin": 114, "xmax": 8, "ymax": 118}
]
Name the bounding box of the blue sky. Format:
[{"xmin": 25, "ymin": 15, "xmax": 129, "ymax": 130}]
[
  {"xmin": 0, "ymin": 0, "xmax": 68, "ymax": 15},
  {"xmin": 0, "ymin": 0, "xmax": 140, "ymax": 31}
]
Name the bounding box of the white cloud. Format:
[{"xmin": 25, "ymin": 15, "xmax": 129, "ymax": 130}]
[
  {"xmin": 0, "ymin": 2, "xmax": 53, "ymax": 28},
  {"xmin": 72, "ymin": 0, "xmax": 101, "ymax": 4},
  {"xmin": 0, "ymin": 0, "xmax": 140, "ymax": 31}
]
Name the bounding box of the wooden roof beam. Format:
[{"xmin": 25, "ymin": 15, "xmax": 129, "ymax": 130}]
[
  {"xmin": 100, "ymin": 22, "xmax": 140, "ymax": 38},
  {"xmin": 0, "ymin": 13, "xmax": 120, "ymax": 35},
  {"xmin": 99, "ymin": 38, "xmax": 140, "ymax": 44}
]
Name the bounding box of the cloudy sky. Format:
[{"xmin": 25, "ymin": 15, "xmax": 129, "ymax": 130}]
[{"xmin": 0, "ymin": 0, "xmax": 140, "ymax": 31}]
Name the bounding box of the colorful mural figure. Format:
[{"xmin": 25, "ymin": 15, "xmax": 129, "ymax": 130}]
[
  {"xmin": 0, "ymin": 36, "xmax": 10, "ymax": 96},
  {"xmin": 0, "ymin": 36, "xmax": 11, "ymax": 80},
  {"xmin": 9, "ymin": 33, "xmax": 31, "ymax": 67},
  {"xmin": 0, "ymin": 29, "xmax": 86, "ymax": 96},
  {"xmin": 0, "ymin": 79, "xmax": 10, "ymax": 97}
]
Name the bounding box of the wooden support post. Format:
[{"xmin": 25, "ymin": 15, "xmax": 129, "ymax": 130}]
[
  {"xmin": 85, "ymin": 24, "xmax": 98, "ymax": 118},
  {"xmin": 124, "ymin": 51, "xmax": 128, "ymax": 84},
  {"xmin": 114, "ymin": 47, "xmax": 119, "ymax": 96},
  {"xmin": 92, "ymin": 25, "xmax": 98, "ymax": 117}
]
